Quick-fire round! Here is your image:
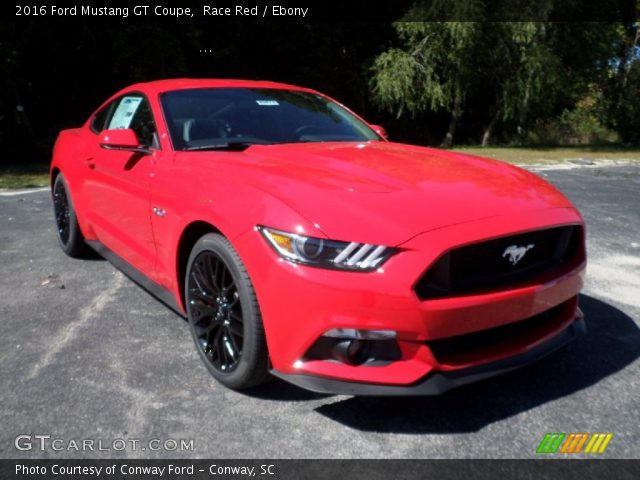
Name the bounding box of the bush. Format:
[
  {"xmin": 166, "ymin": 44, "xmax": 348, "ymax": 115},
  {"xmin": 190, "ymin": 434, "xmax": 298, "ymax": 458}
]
[
  {"xmin": 558, "ymin": 107, "xmax": 617, "ymax": 145},
  {"xmin": 521, "ymin": 90, "xmax": 617, "ymax": 146}
]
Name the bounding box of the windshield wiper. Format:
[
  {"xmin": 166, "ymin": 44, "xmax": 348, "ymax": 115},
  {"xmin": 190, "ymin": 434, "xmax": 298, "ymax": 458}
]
[{"xmin": 185, "ymin": 141, "xmax": 258, "ymax": 151}]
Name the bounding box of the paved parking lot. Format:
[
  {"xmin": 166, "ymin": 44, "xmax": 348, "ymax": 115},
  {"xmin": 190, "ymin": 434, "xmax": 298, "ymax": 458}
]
[{"xmin": 0, "ymin": 163, "xmax": 638, "ymax": 459}]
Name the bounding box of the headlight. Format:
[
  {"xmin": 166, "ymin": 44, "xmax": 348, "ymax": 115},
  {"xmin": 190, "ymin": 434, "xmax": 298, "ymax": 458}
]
[{"xmin": 257, "ymin": 226, "xmax": 393, "ymax": 271}]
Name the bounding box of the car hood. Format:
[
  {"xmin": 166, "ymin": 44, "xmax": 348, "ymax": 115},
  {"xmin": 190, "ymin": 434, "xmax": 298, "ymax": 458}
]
[{"xmin": 212, "ymin": 141, "xmax": 575, "ymax": 246}]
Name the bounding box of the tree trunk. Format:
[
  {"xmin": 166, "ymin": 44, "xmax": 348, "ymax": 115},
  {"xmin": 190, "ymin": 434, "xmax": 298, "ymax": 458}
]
[
  {"xmin": 481, "ymin": 111, "xmax": 499, "ymax": 147},
  {"xmin": 620, "ymin": 28, "xmax": 639, "ymax": 90},
  {"xmin": 613, "ymin": 26, "xmax": 639, "ymax": 111},
  {"xmin": 441, "ymin": 95, "xmax": 462, "ymax": 148}
]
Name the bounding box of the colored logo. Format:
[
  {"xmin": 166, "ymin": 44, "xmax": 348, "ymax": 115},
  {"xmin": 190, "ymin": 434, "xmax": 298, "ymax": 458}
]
[{"xmin": 536, "ymin": 432, "xmax": 613, "ymax": 454}]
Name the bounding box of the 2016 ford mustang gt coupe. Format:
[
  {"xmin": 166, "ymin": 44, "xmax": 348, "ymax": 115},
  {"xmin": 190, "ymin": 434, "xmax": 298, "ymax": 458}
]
[{"xmin": 51, "ymin": 79, "xmax": 586, "ymax": 395}]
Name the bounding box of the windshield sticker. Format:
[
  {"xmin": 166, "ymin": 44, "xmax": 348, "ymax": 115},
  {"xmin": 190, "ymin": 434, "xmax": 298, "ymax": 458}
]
[
  {"xmin": 108, "ymin": 96, "xmax": 142, "ymax": 129},
  {"xmin": 256, "ymin": 100, "xmax": 279, "ymax": 106}
]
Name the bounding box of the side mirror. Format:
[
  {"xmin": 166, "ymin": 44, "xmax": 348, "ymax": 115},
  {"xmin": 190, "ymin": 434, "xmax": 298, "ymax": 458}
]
[
  {"xmin": 370, "ymin": 124, "xmax": 388, "ymax": 140},
  {"xmin": 99, "ymin": 129, "xmax": 151, "ymax": 155}
]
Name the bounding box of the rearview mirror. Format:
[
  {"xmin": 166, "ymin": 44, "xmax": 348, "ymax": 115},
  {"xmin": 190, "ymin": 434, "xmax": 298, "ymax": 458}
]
[
  {"xmin": 370, "ymin": 124, "xmax": 388, "ymax": 140},
  {"xmin": 99, "ymin": 129, "xmax": 151, "ymax": 155}
]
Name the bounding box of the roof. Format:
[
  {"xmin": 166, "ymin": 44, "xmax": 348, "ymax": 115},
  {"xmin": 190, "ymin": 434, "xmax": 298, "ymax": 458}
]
[{"xmin": 127, "ymin": 78, "xmax": 312, "ymax": 95}]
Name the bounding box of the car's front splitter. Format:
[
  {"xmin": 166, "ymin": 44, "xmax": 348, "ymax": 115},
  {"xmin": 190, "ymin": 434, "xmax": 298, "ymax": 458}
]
[{"xmin": 272, "ymin": 314, "xmax": 586, "ymax": 396}]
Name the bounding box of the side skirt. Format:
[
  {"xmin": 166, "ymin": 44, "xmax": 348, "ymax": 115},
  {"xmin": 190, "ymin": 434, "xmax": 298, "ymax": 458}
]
[{"xmin": 86, "ymin": 240, "xmax": 185, "ymax": 318}]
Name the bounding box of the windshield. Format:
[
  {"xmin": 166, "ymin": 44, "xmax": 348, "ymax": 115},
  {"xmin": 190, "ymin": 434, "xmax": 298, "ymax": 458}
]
[{"xmin": 160, "ymin": 88, "xmax": 380, "ymax": 151}]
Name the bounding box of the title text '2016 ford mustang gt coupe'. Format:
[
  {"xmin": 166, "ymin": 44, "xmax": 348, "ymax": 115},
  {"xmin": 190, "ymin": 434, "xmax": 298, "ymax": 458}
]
[{"xmin": 51, "ymin": 79, "xmax": 586, "ymax": 395}]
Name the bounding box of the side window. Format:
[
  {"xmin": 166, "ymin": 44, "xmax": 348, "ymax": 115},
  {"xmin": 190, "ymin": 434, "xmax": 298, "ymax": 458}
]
[
  {"xmin": 90, "ymin": 101, "xmax": 114, "ymax": 133},
  {"xmin": 107, "ymin": 95, "xmax": 159, "ymax": 148}
]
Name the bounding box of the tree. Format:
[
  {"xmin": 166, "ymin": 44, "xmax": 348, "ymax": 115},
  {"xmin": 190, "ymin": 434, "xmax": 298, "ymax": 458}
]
[
  {"xmin": 477, "ymin": 22, "xmax": 565, "ymax": 145},
  {"xmin": 603, "ymin": 19, "xmax": 640, "ymax": 143},
  {"xmin": 370, "ymin": 0, "xmax": 563, "ymax": 147},
  {"xmin": 371, "ymin": 19, "xmax": 482, "ymax": 147},
  {"xmin": 370, "ymin": 1, "xmax": 631, "ymax": 147}
]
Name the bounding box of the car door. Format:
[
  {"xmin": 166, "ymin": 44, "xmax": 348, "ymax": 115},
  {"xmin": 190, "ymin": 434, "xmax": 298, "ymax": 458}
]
[{"xmin": 83, "ymin": 93, "xmax": 159, "ymax": 277}]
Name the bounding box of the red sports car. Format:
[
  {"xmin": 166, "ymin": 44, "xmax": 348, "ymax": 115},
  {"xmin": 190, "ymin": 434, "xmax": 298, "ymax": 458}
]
[{"xmin": 50, "ymin": 79, "xmax": 586, "ymax": 395}]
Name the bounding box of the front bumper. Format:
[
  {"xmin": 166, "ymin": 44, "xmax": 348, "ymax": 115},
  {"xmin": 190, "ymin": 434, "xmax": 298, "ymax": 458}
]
[
  {"xmin": 234, "ymin": 207, "xmax": 586, "ymax": 392},
  {"xmin": 273, "ymin": 313, "xmax": 585, "ymax": 396}
]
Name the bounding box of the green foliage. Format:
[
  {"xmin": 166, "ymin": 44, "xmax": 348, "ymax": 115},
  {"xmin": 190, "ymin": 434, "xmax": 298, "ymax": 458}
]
[
  {"xmin": 521, "ymin": 85, "xmax": 617, "ymax": 145},
  {"xmin": 523, "ymin": 115, "xmax": 616, "ymax": 147},
  {"xmin": 596, "ymin": 20, "xmax": 640, "ymax": 145},
  {"xmin": 371, "ymin": 21, "xmax": 481, "ymax": 118},
  {"xmin": 371, "ymin": 49, "xmax": 435, "ymax": 116},
  {"xmin": 559, "ymin": 110, "xmax": 616, "ymax": 145},
  {"xmin": 370, "ymin": 4, "xmax": 567, "ymax": 144},
  {"xmin": 491, "ymin": 23, "xmax": 558, "ymax": 124},
  {"xmin": 370, "ymin": 0, "xmax": 636, "ymax": 146}
]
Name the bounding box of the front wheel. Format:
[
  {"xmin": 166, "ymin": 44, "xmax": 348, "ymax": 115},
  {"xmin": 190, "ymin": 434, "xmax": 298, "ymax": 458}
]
[
  {"xmin": 52, "ymin": 173, "xmax": 89, "ymax": 257},
  {"xmin": 185, "ymin": 233, "xmax": 270, "ymax": 390}
]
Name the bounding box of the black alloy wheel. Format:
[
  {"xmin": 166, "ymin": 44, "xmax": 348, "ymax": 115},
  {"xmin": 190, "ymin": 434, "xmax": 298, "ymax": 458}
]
[
  {"xmin": 188, "ymin": 251, "xmax": 244, "ymax": 372},
  {"xmin": 52, "ymin": 174, "xmax": 88, "ymax": 257},
  {"xmin": 185, "ymin": 233, "xmax": 270, "ymax": 389},
  {"xmin": 53, "ymin": 177, "xmax": 71, "ymax": 245}
]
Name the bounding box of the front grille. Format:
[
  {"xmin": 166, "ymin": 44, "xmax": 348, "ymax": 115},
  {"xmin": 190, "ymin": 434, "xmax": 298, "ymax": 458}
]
[{"xmin": 415, "ymin": 225, "xmax": 583, "ymax": 300}]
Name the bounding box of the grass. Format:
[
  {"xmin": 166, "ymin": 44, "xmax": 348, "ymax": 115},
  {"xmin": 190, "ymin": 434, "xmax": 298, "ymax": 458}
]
[
  {"xmin": 451, "ymin": 145, "xmax": 640, "ymax": 164},
  {"xmin": 0, "ymin": 165, "xmax": 49, "ymax": 189}
]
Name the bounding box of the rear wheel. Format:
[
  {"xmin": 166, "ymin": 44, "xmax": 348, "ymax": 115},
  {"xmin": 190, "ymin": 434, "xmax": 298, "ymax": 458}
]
[
  {"xmin": 185, "ymin": 233, "xmax": 270, "ymax": 390},
  {"xmin": 52, "ymin": 174, "xmax": 88, "ymax": 257}
]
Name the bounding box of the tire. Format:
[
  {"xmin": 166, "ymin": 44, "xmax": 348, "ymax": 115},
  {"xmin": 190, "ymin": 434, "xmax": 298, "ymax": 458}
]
[
  {"xmin": 185, "ymin": 233, "xmax": 270, "ymax": 390},
  {"xmin": 52, "ymin": 173, "xmax": 89, "ymax": 257}
]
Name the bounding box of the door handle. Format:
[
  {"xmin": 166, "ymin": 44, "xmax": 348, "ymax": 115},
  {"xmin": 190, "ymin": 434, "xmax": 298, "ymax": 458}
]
[{"xmin": 83, "ymin": 157, "xmax": 95, "ymax": 169}]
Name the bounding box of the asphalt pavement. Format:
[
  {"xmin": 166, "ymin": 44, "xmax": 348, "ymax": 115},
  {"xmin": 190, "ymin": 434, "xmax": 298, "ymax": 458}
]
[{"xmin": 0, "ymin": 163, "xmax": 638, "ymax": 459}]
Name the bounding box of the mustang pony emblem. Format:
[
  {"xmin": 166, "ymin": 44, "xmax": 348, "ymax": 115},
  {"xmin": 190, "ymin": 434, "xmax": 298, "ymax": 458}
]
[{"xmin": 502, "ymin": 244, "xmax": 534, "ymax": 265}]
